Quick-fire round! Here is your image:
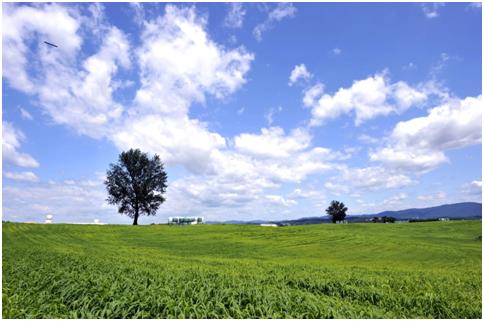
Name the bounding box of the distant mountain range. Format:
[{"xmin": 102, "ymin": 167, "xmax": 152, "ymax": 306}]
[{"xmin": 207, "ymin": 202, "xmax": 482, "ymax": 225}]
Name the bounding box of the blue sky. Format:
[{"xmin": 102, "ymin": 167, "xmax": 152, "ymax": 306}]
[{"xmin": 2, "ymin": 2, "xmax": 482, "ymax": 224}]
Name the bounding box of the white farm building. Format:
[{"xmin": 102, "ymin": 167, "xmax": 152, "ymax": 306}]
[{"xmin": 168, "ymin": 216, "xmax": 204, "ymax": 225}]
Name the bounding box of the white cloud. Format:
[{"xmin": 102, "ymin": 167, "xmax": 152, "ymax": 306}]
[
  {"xmin": 370, "ymin": 148, "xmax": 447, "ymax": 173},
  {"xmin": 135, "ymin": 5, "xmax": 254, "ymax": 110},
  {"xmin": 219, "ymin": 128, "xmax": 343, "ymax": 186},
  {"xmin": 392, "ymin": 96, "xmax": 481, "ymax": 150},
  {"xmin": 2, "ymin": 122, "xmax": 39, "ymax": 168},
  {"xmin": 112, "ymin": 115, "xmax": 226, "ymax": 174},
  {"xmin": 391, "ymin": 81, "xmax": 428, "ymax": 110},
  {"xmin": 471, "ymin": 180, "xmax": 482, "ymax": 188},
  {"xmin": 19, "ymin": 107, "xmax": 33, "ymax": 120},
  {"xmin": 111, "ymin": 5, "xmax": 254, "ymax": 174},
  {"xmin": 332, "ymin": 48, "xmax": 342, "ymax": 55},
  {"xmin": 289, "ymin": 188, "xmax": 324, "ymax": 200},
  {"xmin": 2, "ymin": 178, "xmax": 121, "ymax": 223},
  {"xmin": 253, "ymin": 3, "xmax": 297, "ymax": 41},
  {"xmin": 288, "ymin": 64, "xmax": 312, "ymax": 86},
  {"xmin": 429, "ymin": 52, "xmax": 452, "ymax": 78},
  {"xmin": 264, "ymin": 106, "xmax": 283, "ymax": 125},
  {"xmin": 269, "ymin": 3, "xmax": 297, "ymax": 20},
  {"xmin": 358, "ymin": 134, "xmax": 380, "ymax": 145},
  {"xmin": 4, "ymin": 4, "xmax": 254, "ymax": 175},
  {"xmin": 129, "ymin": 2, "xmax": 145, "ymax": 26},
  {"xmin": 154, "ymin": 127, "xmax": 346, "ymax": 216},
  {"xmin": 303, "ymin": 83, "xmax": 325, "ymax": 107},
  {"xmin": 383, "ymin": 192, "xmax": 407, "ymax": 206},
  {"xmin": 370, "ymin": 95, "xmax": 482, "ymax": 173},
  {"xmin": 266, "ymin": 195, "xmax": 297, "ymax": 207},
  {"xmin": 234, "ymin": 127, "xmax": 311, "ymax": 159},
  {"xmin": 417, "ymin": 191, "xmax": 446, "ymax": 202},
  {"xmin": 460, "ymin": 180, "xmax": 482, "ymax": 202},
  {"xmin": 224, "ymin": 3, "xmax": 246, "ymax": 28},
  {"xmin": 2, "ymin": 3, "xmax": 82, "ymax": 93},
  {"xmin": 40, "ymin": 26, "xmax": 130, "ymax": 138},
  {"xmin": 304, "ymin": 72, "xmax": 432, "ymax": 126},
  {"xmin": 325, "ymin": 166, "xmax": 414, "ymax": 195},
  {"xmin": 237, "ymin": 107, "xmax": 245, "ymax": 115},
  {"xmin": 3, "ymin": 4, "xmax": 131, "ymax": 138},
  {"xmin": 421, "ymin": 3, "xmax": 445, "ymax": 19},
  {"xmin": 341, "ymin": 166, "xmax": 414, "ymax": 190},
  {"xmin": 4, "ymin": 171, "xmax": 39, "ymax": 182}
]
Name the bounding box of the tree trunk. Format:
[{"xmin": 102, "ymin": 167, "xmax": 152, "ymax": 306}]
[{"xmin": 133, "ymin": 211, "xmax": 139, "ymax": 225}]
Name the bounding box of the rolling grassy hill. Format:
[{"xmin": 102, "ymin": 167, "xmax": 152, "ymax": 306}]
[{"xmin": 2, "ymin": 221, "xmax": 482, "ymax": 318}]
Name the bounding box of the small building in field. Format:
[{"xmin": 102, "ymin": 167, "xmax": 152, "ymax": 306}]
[
  {"xmin": 438, "ymin": 217, "xmax": 450, "ymax": 221},
  {"xmin": 260, "ymin": 223, "xmax": 278, "ymax": 227},
  {"xmin": 45, "ymin": 214, "xmax": 53, "ymax": 224},
  {"xmin": 168, "ymin": 216, "xmax": 204, "ymax": 225}
]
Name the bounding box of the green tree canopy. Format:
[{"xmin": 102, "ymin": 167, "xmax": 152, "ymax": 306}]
[
  {"xmin": 105, "ymin": 149, "xmax": 168, "ymax": 225},
  {"xmin": 325, "ymin": 200, "xmax": 348, "ymax": 223}
]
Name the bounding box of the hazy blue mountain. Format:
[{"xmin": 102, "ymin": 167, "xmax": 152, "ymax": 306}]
[{"xmin": 210, "ymin": 202, "xmax": 482, "ymax": 225}]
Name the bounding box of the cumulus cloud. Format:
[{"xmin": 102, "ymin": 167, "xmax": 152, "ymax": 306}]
[
  {"xmin": 111, "ymin": 5, "xmax": 254, "ymax": 174},
  {"xmin": 4, "ymin": 4, "xmax": 254, "ymax": 174},
  {"xmin": 3, "ymin": 4, "xmax": 131, "ymax": 138},
  {"xmin": 370, "ymin": 95, "xmax": 482, "ymax": 173},
  {"xmin": 5, "ymin": 3, "xmax": 335, "ymax": 220},
  {"xmin": 288, "ymin": 64, "xmax": 312, "ymax": 86},
  {"xmin": 112, "ymin": 115, "xmax": 226, "ymax": 174},
  {"xmin": 4, "ymin": 171, "xmax": 39, "ymax": 182},
  {"xmin": 289, "ymin": 188, "xmax": 324, "ymax": 200},
  {"xmin": 224, "ymin": 134, "xmax": 343, "ymax": 185},
  {"xmin": 303, "ymin": 72, "xmax": 432, "ymax": 126},
  {"xmin": 325, "ymin": 165, "xmax": 414, "ymax": 195},
  {"xmin": 303, "ymin": 83, "xmax": 325, "ymax": 107},
  {"xmin": 224, "ymin": 3, "xmax": 246, "ymax": 28},
  {"xmin": 421, "ymin": 3, "xmax": 445, "ymax": 19},
  {"xmin": 2, "ymin": 3, "xmax": 82, "ymax": 93},
  {"xmin": 266, "ymin": 195, "xmax": 297, "ymax": 207},
  {"xmin": 2, "ymin": 178, "xmax": 120, "ymax": 223},
  {"xmin": 40, "ymin": 26, "xmax": 130, "ymax": 137},
  {"xmin": 154, "ymin": 126, "xmax": 349, "ymax": 218},
  {"xmin": 234, "ymin": 127, "xmax": 311, "ymax": 158},
  {"xmin": 253, "ymin": 3, "xmax": 297, "ymax": 41},
  {"xmin": 8, "ymin": 3, "xmax": 474, "ymax": 223},
  {"xmin": 135, "ymin": 6, "xmax": 254, "ymax": 109},
  {"xmin": 2, "ymin": 122, "xmax": 39, "ymax": 168},
  {"xmin": 459, "ymin": 180, "xmax": 482, "ymax": 203}
]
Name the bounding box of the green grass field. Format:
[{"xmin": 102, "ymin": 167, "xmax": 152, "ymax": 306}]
[{"xmin": 2, "ymin": 221, "xmax": 482, "ymax": 318}]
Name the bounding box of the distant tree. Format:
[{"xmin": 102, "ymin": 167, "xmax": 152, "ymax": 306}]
[
  {"xmin": 373, "ymin": 216, "xmax": 396, "ymax": 223},
  {"xmin": 326, "ymin": 200, "xmax": 348, "ymax": 223},
  {"xmin": 105, "ymin": 149, "xmax": 168, "ymax": 225},
  {"xmin": 384, "ymin": 216, "xmax": 396, "ymax": 223}
]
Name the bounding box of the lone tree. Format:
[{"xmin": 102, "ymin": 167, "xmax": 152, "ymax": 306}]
[
  {"xmin": 105, "ymin": 149, "xmax": 168, "ymax": 225},
  {"xmin": 326, "ymin": 200, "xmax": 348, "ymax": 223}
]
